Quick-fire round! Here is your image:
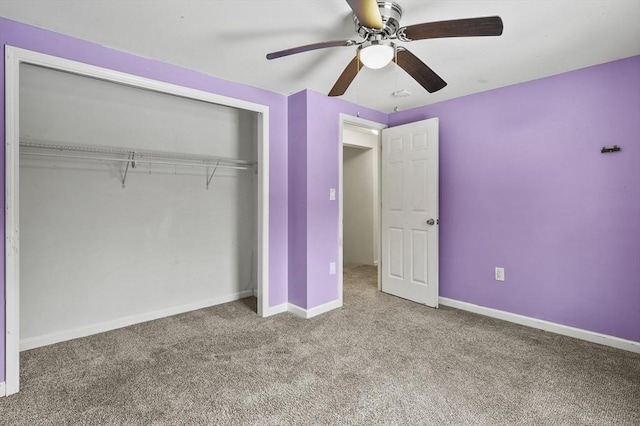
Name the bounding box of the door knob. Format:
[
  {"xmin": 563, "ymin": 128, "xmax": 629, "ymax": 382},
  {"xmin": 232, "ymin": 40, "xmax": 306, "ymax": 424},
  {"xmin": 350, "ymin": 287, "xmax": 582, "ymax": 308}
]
[{"xmin": 426, "ymin": 218, "xmax": 435, "ymax": 226}]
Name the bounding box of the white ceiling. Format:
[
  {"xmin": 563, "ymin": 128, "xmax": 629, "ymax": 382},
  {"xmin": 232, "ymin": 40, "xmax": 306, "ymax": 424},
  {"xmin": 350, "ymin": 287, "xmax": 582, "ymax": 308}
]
[{"xmin": 1, "ymin": 0, "xmax": 639, "ymax": 113}]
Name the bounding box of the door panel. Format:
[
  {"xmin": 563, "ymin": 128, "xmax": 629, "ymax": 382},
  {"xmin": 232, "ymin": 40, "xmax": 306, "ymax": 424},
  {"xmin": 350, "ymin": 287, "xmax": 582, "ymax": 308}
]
[
  {"xmin": 381, "ymin": 118, "xmax": 439, "ymax": 307},
  {"xmin": 389, "ymin": 162, "xmax": 404, "ymax": 210},
  {"xmin": 412, "ymin": 159, "xmax": 428, "ymax": 211},
  {"xmin": 389, "ymin": 227, "xmax": 404, "ymax": 278},
  {"xmin": 411, "ymin": 230, "xmax": 428, "ymax": 285},
  {"xmin": 389, "ymin": 135, "xmax": 403, "ymax": 154}
]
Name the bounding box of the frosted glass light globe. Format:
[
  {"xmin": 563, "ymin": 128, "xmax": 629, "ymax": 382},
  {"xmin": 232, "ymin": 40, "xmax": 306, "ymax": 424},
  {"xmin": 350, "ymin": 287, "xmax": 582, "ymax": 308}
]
[{"xmin": 359, "ymin": 42, "xmax": 395, "ymax": 69}]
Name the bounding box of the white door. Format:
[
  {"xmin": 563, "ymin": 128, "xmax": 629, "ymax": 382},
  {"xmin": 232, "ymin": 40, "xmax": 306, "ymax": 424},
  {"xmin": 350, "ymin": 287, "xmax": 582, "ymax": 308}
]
[{"xmin": 381, "ymin": 118, "xmax": 439, "ymax": 307}]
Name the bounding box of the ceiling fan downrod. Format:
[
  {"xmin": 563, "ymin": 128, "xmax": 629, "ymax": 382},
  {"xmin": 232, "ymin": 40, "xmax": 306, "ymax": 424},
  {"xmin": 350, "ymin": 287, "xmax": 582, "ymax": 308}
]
[{"xmin": 353, "ymin": 1, "xmax": 403, "ymax": 39}]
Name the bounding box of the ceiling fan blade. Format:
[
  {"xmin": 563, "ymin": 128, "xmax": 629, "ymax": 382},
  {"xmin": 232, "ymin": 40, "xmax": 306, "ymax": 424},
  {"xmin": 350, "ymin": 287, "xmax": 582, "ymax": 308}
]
[
  {"xmin": 345, "ymin": 0, "xmax": 383, "ymax": 29},
  {"xmin": 396, "ymin": 48, "xmax": 447, "ymax": 93},
  {"xmin": 329, "ymin": 55, "xmax": 361, "ymax": 97},
  {"xmin": 400, "ymin": 16, "xmax": 503, "ymax": 41},
  {"xmin": 266, "ymin": 40, "xmax": 356, "ymax": 60}
]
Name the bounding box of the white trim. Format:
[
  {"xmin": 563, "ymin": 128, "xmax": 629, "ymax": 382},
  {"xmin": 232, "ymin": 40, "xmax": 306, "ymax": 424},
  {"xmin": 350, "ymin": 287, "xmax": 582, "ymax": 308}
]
[
  {"xmin": 304, "ymin": 299, "xmax": 343, "ymax": 319},
  {"xmin": 338, "ymin": 114, "xmax": 386, "ymax": 298},
  {"xmin": 0, "ymin": 382, "xmax": 6, "ymax": 397},
  {"xmin": 4, "ymin": 46, "xmax": 271, "ymax": 395},
  {"xmin": 256, "ymin": 111, "xmax": 270, "ymax": 318},
  {"xmin": 20, "ymin": 291, "xmax": 254, "ymax": 352},
  {"xmin": 5, "ymin": 45, "xmax": 21, "ymax": 397},
  {"xmin": 439, "ymin": 297, "xmax": 640, "ymax": 354},
  {"xmin": 287, "ymin": 299, "xmax": 343, "ymax": 319},
  {"xmin": 339, "ymin": 120, "xmax": 343, "ymax": 301},
  {"xmin": 7, "ymin": 47, "xmax": 269, "ymax": 114},
  {"xmin": 265, "ymin": 303, "xmax": 289, "ymax": 316},
  {"xmin": 287, "ymin": 303, "xmax": 309, "ymax": 319}
]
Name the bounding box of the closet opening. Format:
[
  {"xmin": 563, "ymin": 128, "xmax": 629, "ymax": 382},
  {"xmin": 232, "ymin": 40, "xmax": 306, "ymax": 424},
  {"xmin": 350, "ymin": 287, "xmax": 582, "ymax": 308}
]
[
  {"xmin": 338, "ymin": 115, "xmax": 386, "ymax": 302},
  {"xmin": 4, "ymin": 47, "xmax": 270, "ymax": 396}
]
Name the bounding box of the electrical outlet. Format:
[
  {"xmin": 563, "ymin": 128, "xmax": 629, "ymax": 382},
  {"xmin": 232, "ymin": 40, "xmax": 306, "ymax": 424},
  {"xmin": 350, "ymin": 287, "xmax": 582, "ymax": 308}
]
[
  {"xmin": 329, "ymin": 262, "xmax": 336, "ymax": 275},
  {"xmin": 329, "ymin": 188, "xmax": 336, "ymax": 201},
  {"xmin": 495, "ymin": 267, "xmax": 505, "ymax": 282}
]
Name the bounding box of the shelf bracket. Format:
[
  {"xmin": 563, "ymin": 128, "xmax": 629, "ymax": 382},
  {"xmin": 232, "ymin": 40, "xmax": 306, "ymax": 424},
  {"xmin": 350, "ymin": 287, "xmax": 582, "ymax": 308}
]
[
  {"xmin": 122, "ymin": 152, "xmax": 135, "ymax": 188},
  {"xmin": 206, "ymin": 161, "xmax": 219, "ymax": 190}
]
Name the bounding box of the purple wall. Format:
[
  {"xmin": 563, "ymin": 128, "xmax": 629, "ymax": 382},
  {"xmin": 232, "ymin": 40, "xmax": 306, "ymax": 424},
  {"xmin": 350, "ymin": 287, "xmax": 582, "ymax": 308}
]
[
  {"xmin": 390, "ymin": 56, "xmax": 640, "ymax": 342},
  {"xmin": 288, "ymin": 91, "xmax": 308, "ymax": 307},
  {"xmin": 290, "ymin": 90, "xmax": 387, "ymax": 309},
  {"xmin": 305, "ymin": 91, "xmax": 387, "ymax": 308},
  {"xmin": 0, "ymin": 17, "xmax": 290, "ymax": 383}
]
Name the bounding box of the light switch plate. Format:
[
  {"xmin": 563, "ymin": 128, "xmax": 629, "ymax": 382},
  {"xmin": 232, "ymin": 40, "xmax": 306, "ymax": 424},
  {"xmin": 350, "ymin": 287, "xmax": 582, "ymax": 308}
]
[{"xmin": 329, "ymin": 188, "xmax": 336, "ymax": 201}]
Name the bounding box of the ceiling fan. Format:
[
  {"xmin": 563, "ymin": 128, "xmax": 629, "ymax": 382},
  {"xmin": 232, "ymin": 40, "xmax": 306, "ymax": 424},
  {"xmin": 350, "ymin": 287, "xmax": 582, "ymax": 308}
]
[{"xmin": 266, "ymin": 0, "xmax": 503, "ymax": 97}]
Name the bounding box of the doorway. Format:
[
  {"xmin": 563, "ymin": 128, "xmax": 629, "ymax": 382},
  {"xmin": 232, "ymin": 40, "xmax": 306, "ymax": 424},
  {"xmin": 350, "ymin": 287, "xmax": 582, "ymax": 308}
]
[
  {"xmin": 339, "ymin": 115, "xmax": 386, "ymax": 299},
  {"xmin": 339, "ymin": 116, "xmax": 440, "ymax": 308}
]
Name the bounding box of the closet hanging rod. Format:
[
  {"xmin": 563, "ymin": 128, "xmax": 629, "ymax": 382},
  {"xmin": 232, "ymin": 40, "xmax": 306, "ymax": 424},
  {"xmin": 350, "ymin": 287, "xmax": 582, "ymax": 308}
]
[{"xmin": 19, "ymin": 139, "xmax": 256, "ymax": 170}]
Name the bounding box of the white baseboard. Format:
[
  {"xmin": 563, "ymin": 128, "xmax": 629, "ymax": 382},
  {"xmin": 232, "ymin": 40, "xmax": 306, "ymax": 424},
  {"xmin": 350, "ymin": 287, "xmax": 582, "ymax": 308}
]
[
  {"xmin": 439, "ymin": 297, "xmax": 640, "ymax": 354},
  {"xmin": 0, "ymin": 381, "xmax": 5, "ymax": 398},
  {"xmin": 305, "ymin": 299, "xmax": 343, "ymax": 318},
  {"xmin": 20, "ymin": 290, "xmax": 254, "ymax": 351},
  {"xmin": 288, "ymin": 299, "xmax": 343, "ymax": 319},
  {"xmin": 264, "ymin": 302, "xmax": 289, "ymax": 317},
  {"xmin": 287, "ymin": 303, "xmax": 308, "ymax": 318}
]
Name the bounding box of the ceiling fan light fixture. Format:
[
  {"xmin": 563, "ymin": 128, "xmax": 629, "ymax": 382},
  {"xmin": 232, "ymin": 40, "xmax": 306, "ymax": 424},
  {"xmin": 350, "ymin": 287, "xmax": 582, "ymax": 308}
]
[{"xmin": 359, "ymin": 40, "xmax": 395, "ymax": 69}]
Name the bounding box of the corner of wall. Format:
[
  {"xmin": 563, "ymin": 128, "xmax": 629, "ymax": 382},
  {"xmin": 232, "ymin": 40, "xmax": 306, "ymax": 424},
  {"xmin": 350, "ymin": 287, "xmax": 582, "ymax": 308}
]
[{"xmin": 287, "ymin": 91, "xmax": 309, "ymax": 308}]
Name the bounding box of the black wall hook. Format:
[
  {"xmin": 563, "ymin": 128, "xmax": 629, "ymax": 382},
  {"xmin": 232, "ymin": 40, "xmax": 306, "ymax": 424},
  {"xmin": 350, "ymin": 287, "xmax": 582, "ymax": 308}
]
[{"xmin": 601, "ymin": 145, "xmax": 621, "ymax": 153}]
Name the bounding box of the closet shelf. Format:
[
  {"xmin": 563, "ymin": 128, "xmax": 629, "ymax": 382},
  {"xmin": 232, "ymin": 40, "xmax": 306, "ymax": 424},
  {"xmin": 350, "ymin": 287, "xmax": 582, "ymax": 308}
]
[{"xmin": 19, "ymin": 139, "xmax": 257, "ymax": 189}]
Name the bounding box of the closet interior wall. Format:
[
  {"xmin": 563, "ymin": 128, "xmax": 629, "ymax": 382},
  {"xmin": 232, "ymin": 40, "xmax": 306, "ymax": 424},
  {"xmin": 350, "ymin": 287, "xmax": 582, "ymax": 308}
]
[
  {"xmin": 342, "ymin": 125, "xmax": 378, "ymax": 268},
  {"xmin": 18, "ymin": 64, "xmax": 258, "ymax": 349}
]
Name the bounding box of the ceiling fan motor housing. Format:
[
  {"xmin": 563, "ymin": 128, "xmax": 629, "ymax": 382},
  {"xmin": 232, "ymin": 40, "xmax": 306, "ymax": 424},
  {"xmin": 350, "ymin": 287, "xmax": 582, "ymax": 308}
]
[{"xmin": 354, "ymin": 1, "xmax": 403, "ymax": 39}]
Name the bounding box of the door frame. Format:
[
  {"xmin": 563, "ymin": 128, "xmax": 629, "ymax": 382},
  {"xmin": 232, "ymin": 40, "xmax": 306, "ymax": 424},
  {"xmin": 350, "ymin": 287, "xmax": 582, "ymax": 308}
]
[
  {"xmin": 339, "ymin": 114, "xmax": 387, "ymax": 299},
  {"xmin": 4, "ymin": 46, "xmax": 271, "ymax": 396}
]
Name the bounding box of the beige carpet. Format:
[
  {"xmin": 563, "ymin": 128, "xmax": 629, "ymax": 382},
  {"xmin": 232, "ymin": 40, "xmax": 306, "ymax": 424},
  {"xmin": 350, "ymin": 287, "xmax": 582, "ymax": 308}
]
[{"xmin": 1, "ymin": 265, "xmax": 639, "ymax": 425}]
